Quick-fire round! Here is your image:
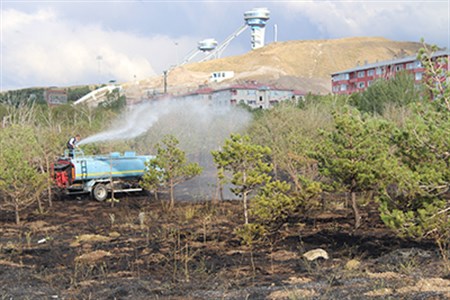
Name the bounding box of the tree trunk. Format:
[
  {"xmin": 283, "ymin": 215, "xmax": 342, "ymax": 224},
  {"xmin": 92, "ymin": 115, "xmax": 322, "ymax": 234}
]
[
  {"xmin": 243, "ymin": 191, "xmax": 249, "ymax": 225},
  {"xmin": 47, "ymin": 181, "xmax": 53, "ymax": 207},
  {"xmin": 46, "ymin": 158, "xmax": 52, "ymax": 207},
  {"xmin": 35, "ymin": 164, "xmax": 44, "ymax": 213},
  {"xmin": 36, "ymin": 195, "xmax": 43, "ymax": 214},
  {"xmin": 170, "ymin": 178, "xmax": 174, "ymax": 208},
  {"xmin": 15, "ymin": 201, "xmax": 20, "ymax": 225},
  {"xmin": 219, "ymin": 184, "xmax": 224, "ymax": 202},
  {"xmin": 213, "ymin": 176, "xmax": 223, "ymax": 204},
  {"xmin": 321, "ymin": 193, "xmax": 326, "ymax": 212},
  {"xmin": 243, "ymin": 171, "xmax": 249, "ymax": 225},
  {"xmin": 288, "ymin": 165, "xmax": 300, "ymax": 193},
  {"xmin": 351, "ymin": 191, "xmax": 361, "ymax": 229}
]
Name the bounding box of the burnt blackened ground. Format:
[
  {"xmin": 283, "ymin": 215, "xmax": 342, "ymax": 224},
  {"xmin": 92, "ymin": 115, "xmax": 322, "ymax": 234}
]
[{"xmin": 0, "ymin": 197, "xmax": 449, "ymax": 299}]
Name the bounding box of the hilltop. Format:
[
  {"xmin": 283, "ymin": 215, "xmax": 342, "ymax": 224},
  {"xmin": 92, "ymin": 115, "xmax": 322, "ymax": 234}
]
[{"xmin": 124, "ymin": 36, "xmax": 424, "ymax": 99}]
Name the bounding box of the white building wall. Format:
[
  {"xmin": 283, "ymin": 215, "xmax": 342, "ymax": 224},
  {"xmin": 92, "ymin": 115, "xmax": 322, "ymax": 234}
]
[
  {"xmin": 151, "ymin": 86, "xmax": 304, "ymax": 109},
  {"xmin": 211, "ymin": 90, "xmax": 233, "ymax": 106},
  {"xmin": 209, "ymin": 88, "xmax": 300, "ymax": 109},
  {"xmin": 210, "ymin": 71, "xmax": 235, "ymax": 83}
]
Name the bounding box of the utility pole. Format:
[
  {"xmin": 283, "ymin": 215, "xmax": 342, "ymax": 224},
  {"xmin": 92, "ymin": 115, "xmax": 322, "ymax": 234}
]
[
  {"xmin": 273, "ymin": 24, "xmax": 278, "ymax": 42},
  {"xmin": 174, "ymin": 41, "xmax": 179, "ymax": 65},
  {"xmin": 163, "ymin": 70, "xmax": 168, "ymax": 94}
]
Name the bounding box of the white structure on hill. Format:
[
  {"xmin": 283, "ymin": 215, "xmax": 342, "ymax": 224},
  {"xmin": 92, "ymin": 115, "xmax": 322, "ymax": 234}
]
[
  {"xmin": 193, "ymin": 8, "xmax": 271, "ymax": 63},
  {"xmin": 210, "ymin": 71, "xmax": 235, "ymax": 83},
  {"xmin": 244, "ymin": 7, "xmax": 270, "ymax": 50},
  {"xmin": 73, "ymin": 85, "xmax": 122, "ymax": 107},
  {"xmin": 178, "ymin": 38, "xmax": 218, "ymax": 67}
]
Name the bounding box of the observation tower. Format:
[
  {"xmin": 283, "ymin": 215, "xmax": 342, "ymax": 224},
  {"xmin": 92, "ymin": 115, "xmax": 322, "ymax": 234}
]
[
  {"xmin": 199, "ymin": 7, "xmax": 271, "ymax": 62},
  {"xmin": 172, "ymin": 8, "xmax": 271, "ymax": 67},
  {"xmin": 244, "ymin": 7, "xmax": 270, "ymax": 49}
]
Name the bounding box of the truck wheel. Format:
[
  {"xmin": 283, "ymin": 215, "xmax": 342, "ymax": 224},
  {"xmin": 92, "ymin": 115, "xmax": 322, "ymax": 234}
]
[{"xmin": 92, "ymin": 183, "xmax": 108, "ymax": 201}]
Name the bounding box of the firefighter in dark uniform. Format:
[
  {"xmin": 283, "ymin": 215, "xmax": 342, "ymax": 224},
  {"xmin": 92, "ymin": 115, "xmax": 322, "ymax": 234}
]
[{"xmin": 67, "ymin": 134, "xmax": 81, "ymax": 158}]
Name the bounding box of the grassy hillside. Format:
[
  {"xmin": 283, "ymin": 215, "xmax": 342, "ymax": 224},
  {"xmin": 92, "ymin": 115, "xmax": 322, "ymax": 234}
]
[{"xmin": 128, "ymin": 37, "xmax": 423, "ymax": 97}]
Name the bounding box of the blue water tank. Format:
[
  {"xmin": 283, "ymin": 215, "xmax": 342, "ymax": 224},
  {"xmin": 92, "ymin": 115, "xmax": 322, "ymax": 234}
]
[{"xmin": 71, "ymin": 152, "xmax": 154, "ymax": 181}]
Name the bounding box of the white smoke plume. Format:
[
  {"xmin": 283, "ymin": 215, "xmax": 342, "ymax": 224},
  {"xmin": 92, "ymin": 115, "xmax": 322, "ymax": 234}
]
[
  {"xmin": 78, "ymin": 101, "xmax": 170, "ymax": 145},
  {"xmin": 78, "ymin": 99, "xmax": 252, "ymax": 148}
]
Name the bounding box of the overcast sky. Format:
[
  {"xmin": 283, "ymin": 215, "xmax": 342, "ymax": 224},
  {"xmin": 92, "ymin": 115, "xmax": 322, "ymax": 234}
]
[{"xmin": 1, "ymin": 0, "xmax": 449, "ymax": 91}]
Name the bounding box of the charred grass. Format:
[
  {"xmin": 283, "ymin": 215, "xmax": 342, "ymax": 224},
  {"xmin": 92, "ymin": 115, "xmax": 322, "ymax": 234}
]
[{"xmin": 0, "ymin": 197, "xmax": 449, "ymax": 299}]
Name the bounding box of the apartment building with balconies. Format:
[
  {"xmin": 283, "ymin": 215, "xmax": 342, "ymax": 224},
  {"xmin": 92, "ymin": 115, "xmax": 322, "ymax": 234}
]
[{"xmin": 331, "ymin": 50, "xmax": 449, "ymax": 95}]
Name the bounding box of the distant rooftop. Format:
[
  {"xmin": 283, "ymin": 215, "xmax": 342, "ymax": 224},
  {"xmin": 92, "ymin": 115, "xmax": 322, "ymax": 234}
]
[{"xmin": 215, "ymin": 81, "xmax": 298, "ymax": 92}]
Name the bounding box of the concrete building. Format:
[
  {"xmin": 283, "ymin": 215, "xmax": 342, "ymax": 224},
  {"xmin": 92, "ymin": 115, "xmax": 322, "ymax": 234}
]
[
  {"xmin": 148, "ymin": 82, "xmax": 305, "ymax": 109},
  {"xmin": 211, "ymin": 82, "xmax": 304, "ymax": 109}
]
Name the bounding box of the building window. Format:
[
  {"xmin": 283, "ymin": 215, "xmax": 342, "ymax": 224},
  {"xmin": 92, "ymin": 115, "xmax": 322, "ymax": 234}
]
[
  {"xmin": 395, "ymin": 65, "xmax": 403, "ymax": 72},
  {"xmin": 357, "ymin": 82, "xmax": 365, "ymax": 89},
  {"xmin": 357, "ymin": 71, "xmax": 365, "ymax": 78},
  {"xmin": 415, "ymin": 72, "xmax": 423, "ymax": 81},
  {"xmin": 376, "ymin": 67, "xmax": 383, "ymax": 75},
  {"xmin": 368, "ymin": 80, "xmax": 373, "ymax": 87},
  {"xmin": 333, "ymin": 73, "xmax": 350, "ymax": 81},
  {"xmin": 406, "ymin": 62, "xmax": 414, "ymax": 70},
  {"xmin": 340, "ymin": 84, "xmax": 347, "ymax": 91},
  {"xmin": 367, "ymin": 69, "xmax": 374, "ymax": 76},
  {"xmin": 259, "ymin": 96, "xmax": 263, "ymax": 101},
  {"xmin": 415, "ymin": 60, "xmax": 422, "ymax": 68}
]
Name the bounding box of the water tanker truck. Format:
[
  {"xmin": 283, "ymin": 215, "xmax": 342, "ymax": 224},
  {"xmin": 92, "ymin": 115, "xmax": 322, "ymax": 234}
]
[{"xmin": 51, "ymin": 150, "xmax": 154, "ymax": 201}]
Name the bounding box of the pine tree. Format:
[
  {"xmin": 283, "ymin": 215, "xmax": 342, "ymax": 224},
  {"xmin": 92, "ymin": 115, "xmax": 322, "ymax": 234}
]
[
  {"xmin": 141, "ymin": 135, "xmax": 202, "ymax": 208},
  {"xmin": 212, "ymin": 134, "xmax": 272, "ymax": 224},
  {"xmin": 379, "ymin": 42, "xmax": 449, "ymax": 266},
  {"xmin": 379, "ymin": 103, "xmax": 449, "ymax": 267},
  {"xmin": 314, "ymin": 107, "xmax": 393, "ymax": 228}
]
